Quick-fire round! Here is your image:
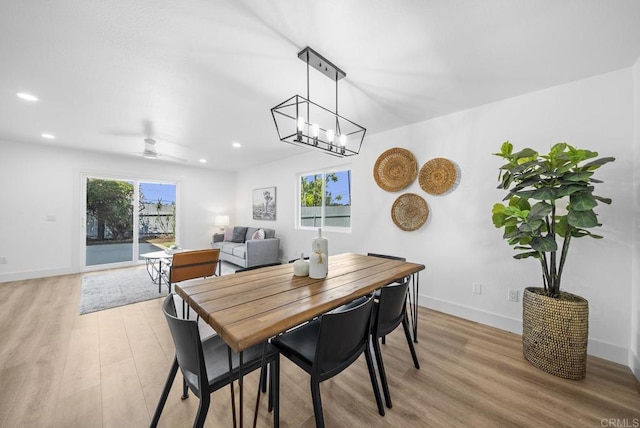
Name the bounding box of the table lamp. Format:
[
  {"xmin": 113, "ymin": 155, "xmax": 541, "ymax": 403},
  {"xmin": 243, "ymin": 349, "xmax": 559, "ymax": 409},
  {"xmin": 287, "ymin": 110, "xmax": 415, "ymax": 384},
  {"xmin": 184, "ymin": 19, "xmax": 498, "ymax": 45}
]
[{"xmin": 214, "ymin": 215, "xmax": 230, "ymax": 231}]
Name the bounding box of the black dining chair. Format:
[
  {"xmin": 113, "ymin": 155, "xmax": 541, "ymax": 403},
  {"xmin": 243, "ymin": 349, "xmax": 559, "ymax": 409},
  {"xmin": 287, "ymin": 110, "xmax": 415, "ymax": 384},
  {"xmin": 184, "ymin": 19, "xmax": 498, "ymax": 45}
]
[
  {"xmin": 367, "ymin": 253, "xmax": 409, "ymax": 344},
  {"xmin": 367, "ymin": 253, "xmax": 407, "ymax": 286},
  {"xmin": 371, "ymin": 278, "xmax": 420, "ymax": 409},
  {"xmin": 272, "ymin": 294, "xmax": 384, "ymax": 427},
  {"xmin": 151, "ymin": 295, "xmax": 280, "ymax": 428}
]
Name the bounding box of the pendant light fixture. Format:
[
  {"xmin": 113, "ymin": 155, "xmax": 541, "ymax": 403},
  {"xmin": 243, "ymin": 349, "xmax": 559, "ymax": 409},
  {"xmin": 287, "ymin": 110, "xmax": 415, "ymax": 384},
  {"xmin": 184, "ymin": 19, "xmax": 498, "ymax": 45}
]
[{"xmin": 271, "ymin": 47, "xmax": 366, "ymax": 157}]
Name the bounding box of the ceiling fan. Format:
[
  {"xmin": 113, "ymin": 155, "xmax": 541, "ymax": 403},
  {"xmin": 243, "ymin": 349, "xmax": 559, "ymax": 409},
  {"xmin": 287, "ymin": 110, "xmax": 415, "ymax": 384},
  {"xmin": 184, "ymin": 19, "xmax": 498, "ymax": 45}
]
[
  {"xmin": 137, "ymin": 137, "xmax": 186, "ymax": 162},
  {"xmin": 114, "ymin": 120, "xmax": 187, "ymax": 162}
]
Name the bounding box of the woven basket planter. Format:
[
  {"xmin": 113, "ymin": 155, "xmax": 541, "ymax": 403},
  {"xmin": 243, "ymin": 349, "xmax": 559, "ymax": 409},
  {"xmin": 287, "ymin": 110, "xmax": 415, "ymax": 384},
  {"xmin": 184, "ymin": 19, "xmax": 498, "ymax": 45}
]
[{"xmin": 522, "ymin": 287, "xmax": 589, "ymax": 380}]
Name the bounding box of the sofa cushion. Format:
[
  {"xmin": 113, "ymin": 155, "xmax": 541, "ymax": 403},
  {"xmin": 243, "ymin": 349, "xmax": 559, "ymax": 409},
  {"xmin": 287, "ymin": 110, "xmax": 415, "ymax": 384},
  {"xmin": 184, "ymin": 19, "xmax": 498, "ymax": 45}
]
[
  {"xmin": 223, "ymin": 228, "xmax": 234, "ymax": 242},
  {"xmin": 232, "ymin": 245, "xmax": 247, "ymax": 259},
  {"xmin": 220, "ymin": 242, "xmax": 244, "ymax": 255},
  {"xmin": 231, "ymin": 226, "xmax": 248, "ymax": 243},
  {"xmin": 263, "ymin": 228, "xmax": 275, "ymax": 239},
  {"xmin": 251, "ymin": 228, "xmax": 265, "ymax": 240},
  {"xmin": 246, "ymin": 227, "xmax": 259, "ymax": 241}
]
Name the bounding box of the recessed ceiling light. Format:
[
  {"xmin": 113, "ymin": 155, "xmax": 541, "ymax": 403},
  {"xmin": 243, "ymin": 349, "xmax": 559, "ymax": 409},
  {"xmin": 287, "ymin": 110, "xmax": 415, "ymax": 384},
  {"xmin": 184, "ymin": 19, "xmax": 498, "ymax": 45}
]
[
  {"xmin": 17, "ymin": 92, "xmax": 38, "ymax": 102},
  {"xmin": 199, "ymin": 158, "xmax": 207, "ymax": 163},
  {"xmin": 232, "ymin": 142, "xmax": 241, "ymax": 148},
  {"xmin": 41, "ymin": 133, "xmax": 55, "ymax": 139}
]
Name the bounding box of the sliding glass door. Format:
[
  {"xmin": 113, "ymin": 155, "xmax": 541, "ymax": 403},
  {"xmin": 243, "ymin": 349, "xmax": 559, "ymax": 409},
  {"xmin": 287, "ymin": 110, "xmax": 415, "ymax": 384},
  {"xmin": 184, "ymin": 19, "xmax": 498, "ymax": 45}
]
[
  {"xmin": 83, "ymin": 176, "xmax": 177, "ymax": 269},
  {"xmin": 138, "ymin": 182, "xmax": 177, "ymax": 258}
]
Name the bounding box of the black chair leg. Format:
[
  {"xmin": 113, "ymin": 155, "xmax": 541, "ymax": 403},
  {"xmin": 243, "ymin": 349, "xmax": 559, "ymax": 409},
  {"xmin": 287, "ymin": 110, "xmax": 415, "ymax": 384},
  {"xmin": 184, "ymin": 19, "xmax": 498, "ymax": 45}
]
[
  {"xmin": 194, "ymin": 392, "xmax": 210, "ymax": 428},
  {"xmin": 402, "ymin": 314, "xmax": 420, "ymax": 369},
  {"xmin": 261, "ymin": 363, "xmax": 268, "ymax": 393},
  {"xmin": 364, "ymin": 346, "xmax": 385, "ymax": 416},
  {"xmin": 182, "ymin": 377, "xmax": 189, "ymax": 399},
  {"xmin": 310, "ymin": 379, "xmax": 325, "ymax": 428},
  {"xmin": 272, "ymin": 356, "xmax": 280, "ymax": 427},
  {"xmin": 372, "ymin": 338, "xmax": 392, "ymax": 408},
  {"xmin": 151, "ymin": 357, "xmax": 179, "ymax": 427}
]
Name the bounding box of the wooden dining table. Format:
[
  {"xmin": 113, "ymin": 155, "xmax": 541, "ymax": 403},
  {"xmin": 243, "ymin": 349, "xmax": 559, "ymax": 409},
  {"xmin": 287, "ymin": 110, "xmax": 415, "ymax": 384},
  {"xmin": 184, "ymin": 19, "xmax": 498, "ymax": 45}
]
[{"xmin": 174, "ymin": 252, "xmax": 425, "ymax": 426}]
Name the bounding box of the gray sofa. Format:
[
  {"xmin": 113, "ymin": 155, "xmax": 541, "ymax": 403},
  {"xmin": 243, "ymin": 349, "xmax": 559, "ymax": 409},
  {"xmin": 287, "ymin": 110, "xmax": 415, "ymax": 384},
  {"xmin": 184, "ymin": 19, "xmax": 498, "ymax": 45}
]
[{"xmin": 212, "ymin": 226, "xmax": 280, "ymax": 268}]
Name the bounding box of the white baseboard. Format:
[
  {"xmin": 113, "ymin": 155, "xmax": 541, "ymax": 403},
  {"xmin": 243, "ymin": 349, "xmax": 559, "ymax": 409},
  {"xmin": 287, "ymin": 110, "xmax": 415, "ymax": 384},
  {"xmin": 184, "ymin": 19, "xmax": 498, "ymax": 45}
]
[
  {"xmin": 630, "ymin": 349, "xmax": 640, "ymax": 382},
  {"xmin": 0, "ymin": 266, "xmax": 73, "ymax": 283},
  {"xmin": 419, "ymin": 295, "xmax": 630, "ymax": 366}
]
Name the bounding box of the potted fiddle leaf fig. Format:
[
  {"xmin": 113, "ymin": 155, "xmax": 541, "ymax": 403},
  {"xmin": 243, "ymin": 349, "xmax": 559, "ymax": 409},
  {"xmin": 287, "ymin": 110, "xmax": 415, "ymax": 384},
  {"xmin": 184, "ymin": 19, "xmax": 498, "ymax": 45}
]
[{"xmin": 491, "ymin": 141, "xmax": 615, "ymax": 379}]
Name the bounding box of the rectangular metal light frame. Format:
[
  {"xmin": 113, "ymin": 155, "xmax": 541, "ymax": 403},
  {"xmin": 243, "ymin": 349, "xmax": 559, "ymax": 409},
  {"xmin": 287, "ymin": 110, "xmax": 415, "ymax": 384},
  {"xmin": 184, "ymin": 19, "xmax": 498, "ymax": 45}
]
[{"xmin": 271, "ymin": 94, "xmax": 366, "ymax": 157}]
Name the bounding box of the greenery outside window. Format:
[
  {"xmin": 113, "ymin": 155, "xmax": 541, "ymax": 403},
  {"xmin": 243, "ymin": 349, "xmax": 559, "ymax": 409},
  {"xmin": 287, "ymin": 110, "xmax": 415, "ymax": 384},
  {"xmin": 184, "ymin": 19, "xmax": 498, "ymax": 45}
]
[{"xmin": 298, "ymin": 168, "xmax": 351, "ymax": 231}]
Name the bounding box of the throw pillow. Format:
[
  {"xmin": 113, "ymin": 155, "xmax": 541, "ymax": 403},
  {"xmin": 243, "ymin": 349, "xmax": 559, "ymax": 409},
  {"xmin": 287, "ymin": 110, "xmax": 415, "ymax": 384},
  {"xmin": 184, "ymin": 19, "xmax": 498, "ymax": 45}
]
[
  {"xmin": 231, "ymin": 226, "xmax": 248, "ymax": 243},
  {"xmin": 223, "ymin": 227, "xmax": 234, "ymax": 242},
  {"xmin": 251, "ymin": 228, "xmax": 265, "ymax": 240}
]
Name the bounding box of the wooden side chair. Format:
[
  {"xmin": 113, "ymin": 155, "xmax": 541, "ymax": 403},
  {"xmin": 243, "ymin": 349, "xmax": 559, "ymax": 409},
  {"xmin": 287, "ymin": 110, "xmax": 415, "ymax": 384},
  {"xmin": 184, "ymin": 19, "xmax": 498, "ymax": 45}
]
[{"xmin": 162, "ymin": 249, "xmax": 220, "ymax": 293}]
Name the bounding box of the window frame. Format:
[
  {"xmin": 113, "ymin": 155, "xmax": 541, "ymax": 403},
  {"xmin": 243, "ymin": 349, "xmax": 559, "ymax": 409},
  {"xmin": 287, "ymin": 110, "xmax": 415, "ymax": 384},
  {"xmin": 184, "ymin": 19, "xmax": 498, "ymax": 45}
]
[{"xmin": 296, "ymin": 165, "xmax": 352, "ymax": 233}]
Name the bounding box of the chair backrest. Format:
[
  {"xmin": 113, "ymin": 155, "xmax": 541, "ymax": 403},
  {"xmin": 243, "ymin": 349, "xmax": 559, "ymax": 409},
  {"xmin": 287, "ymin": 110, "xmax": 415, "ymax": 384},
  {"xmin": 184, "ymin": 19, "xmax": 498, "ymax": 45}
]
[
  {"xmin": 367, "ymin": 253, "xmax": 408, "ymax": 284},
  {"xmin": 170, "ymin": 249, "xmax": 219, "ymax": 283},
  {"xmin": 374, "ymin": 279, "xmax": 410, "ymax": 338},
  {"xmin": 314, "ymin": 294, "xmax": 374, "ymax": 380},
  {"xmin": 367, "ymin": 253, "xmax": 406, "ymax": 262},
  {"xmin": 162, "ymin": 295, "xmax": 206, "ymax": 395},
  {"xmin": 234, "ymin": 262, "xmax": 281, "ymax": 273}
]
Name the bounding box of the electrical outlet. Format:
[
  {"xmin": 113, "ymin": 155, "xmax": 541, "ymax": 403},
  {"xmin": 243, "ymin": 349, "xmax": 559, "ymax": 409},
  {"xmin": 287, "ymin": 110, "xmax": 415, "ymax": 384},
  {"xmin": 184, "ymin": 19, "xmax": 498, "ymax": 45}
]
[
  {"xmin": 472, "ymin": 283, "xmax": 482, "ymax": 294},
  {"xmin": 0, "ymin": 257, "xmax": 7, "ymax": 264},
  {"xmin": 508, "ymin": 288, "xmax": 519, "ymax": 302}
]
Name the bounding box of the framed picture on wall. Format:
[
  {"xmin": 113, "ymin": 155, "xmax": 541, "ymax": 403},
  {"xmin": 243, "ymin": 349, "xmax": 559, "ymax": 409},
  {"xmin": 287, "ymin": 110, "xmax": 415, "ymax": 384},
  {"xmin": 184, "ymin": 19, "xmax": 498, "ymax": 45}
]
[{"xmin": 252, "ymin": 187, "xmax": 276, "ymax": 220}]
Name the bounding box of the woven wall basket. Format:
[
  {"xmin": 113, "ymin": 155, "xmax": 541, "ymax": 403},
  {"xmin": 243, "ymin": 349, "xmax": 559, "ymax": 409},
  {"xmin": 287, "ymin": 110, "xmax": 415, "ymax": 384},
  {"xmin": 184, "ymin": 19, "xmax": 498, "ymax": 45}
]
[
  {"xmin": 391, "ymin": 193, "xmax": 429, "ymax": 231},
  {"xmin": 522, "ymin": 287, "xmax": 589, "ymax": 380},
  {"xmin": 373, "ymin": 148, "xmax": 418, "ymax": 192},
  {"xmin": 419, "ymin": 157, "xmax": 457, "ymax": 195}
]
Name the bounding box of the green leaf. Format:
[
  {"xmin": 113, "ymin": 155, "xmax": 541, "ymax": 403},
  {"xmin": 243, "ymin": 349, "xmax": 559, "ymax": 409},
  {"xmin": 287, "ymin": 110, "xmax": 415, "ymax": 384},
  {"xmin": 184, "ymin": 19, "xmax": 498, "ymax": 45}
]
[
  {"xmin": 531, "ymin": 236, "xmax": 558, "ymax": 252},
  {"xmin": 519, "ymin": 219, "xmax": 544, "ymax": 233},
  {"xmin": 514, "ymin": 252, "xmax": 540, "ymax": 260},
  {"xmin": 568, "ymin": 209, "xmax": 598, "ymax": 228},
  {"xmin": 564, "ymin": 171, "xmax": 593, "ymax": 182},
  {"xmin": 594, "ymin": 195, "xmax": 612, "ymax": 205},
  {"xmin": 554, "ymin": 216, "xmax": 568, "ymax": 238},
  {"xmin": 556, "ymin": 184, "xmax": 586, "ymax": 197},
  {"xmin": 500, "ymin": 141, "xmax": 513, "ymax": 157},
  {"xmin": 492, "ymin": 212, "xmax": 506, "ymax": 227},
  {"xmin": 582, "ymin": 156, "xmax": 615, "ymax": 170},
  {"xmin": 513, "ymin": 148, "xmax": 538, "ymax": 163},
  {"xmin": 528, "ymin": 201, "xmax": 552, "ymax": 221},
  {"xmin": 530, "ymin": 187, "xmax": 556, "ymax": 200},
  {"xmin": 570, "ymin": 192, "xmax": 598, "ymax": 211}
]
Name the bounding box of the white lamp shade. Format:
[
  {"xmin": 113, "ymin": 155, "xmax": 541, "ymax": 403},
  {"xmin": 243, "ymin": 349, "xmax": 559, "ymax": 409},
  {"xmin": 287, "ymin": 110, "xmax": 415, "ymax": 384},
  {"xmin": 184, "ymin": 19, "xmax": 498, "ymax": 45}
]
[{"xmin": 214, "ymin": 215, "xmax": 230, "ymax": 227}]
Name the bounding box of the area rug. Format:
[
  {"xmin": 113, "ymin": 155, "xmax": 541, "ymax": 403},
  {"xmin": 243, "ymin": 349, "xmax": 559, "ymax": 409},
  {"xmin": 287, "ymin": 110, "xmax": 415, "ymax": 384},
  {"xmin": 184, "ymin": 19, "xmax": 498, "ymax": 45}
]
[{"xmin": 79, "ymin": 262, "xmax": 237, "ymax": 314}]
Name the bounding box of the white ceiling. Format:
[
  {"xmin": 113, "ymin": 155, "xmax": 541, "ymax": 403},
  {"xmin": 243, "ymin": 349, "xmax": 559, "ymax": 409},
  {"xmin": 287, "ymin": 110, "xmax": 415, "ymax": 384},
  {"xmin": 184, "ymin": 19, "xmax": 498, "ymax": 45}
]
[{"xmin": 2, "ymin": 0, "xmax": 640, "ymax": 171}]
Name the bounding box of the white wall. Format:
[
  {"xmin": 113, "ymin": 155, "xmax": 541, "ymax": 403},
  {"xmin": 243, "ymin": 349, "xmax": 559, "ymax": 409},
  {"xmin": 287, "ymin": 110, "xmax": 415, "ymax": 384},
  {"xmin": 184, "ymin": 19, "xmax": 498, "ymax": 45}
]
[
  {"xmin": 0, "ymin": 140, "xmax": 236, "ymax": 282},
  {"xmin": 236, "ymin": 68, "xmax": 635, "ymax": 365},
  {"xmin": 631, "ymin": 57, "xmax": 640, "ymax": 380}
]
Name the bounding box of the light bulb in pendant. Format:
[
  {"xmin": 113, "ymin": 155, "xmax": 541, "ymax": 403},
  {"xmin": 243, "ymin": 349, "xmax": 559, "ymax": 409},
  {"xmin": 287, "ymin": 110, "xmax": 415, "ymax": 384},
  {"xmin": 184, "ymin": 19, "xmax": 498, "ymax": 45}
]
[
  {"xmin": 312, "ymin": 123, "xmax": 320, "ymax": 146},
  {"xmin": 339, "ymin": 134, "xmax": 347, "ymax": 154},
  {"xmin": 326, "ymin": 129, "xmax": 335, "ymax": 150},
  {"xmin": 296, "ymin": 116, "xmax": 305, "ymax": 141}
]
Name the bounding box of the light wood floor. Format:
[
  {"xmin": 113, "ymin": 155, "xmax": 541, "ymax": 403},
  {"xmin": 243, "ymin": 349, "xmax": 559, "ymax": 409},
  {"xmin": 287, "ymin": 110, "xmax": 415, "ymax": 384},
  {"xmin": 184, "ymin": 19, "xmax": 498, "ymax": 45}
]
[{"xmin": 1, "ymin": 273, "xmax": 639, "ymax": 427}]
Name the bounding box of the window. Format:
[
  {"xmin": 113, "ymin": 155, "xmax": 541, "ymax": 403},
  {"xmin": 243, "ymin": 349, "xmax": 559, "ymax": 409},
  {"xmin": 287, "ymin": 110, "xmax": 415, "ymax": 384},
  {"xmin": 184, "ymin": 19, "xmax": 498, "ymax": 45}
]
[{"xmin": 299, "ymin": 168, "xmax": 351, "ymax": 231}]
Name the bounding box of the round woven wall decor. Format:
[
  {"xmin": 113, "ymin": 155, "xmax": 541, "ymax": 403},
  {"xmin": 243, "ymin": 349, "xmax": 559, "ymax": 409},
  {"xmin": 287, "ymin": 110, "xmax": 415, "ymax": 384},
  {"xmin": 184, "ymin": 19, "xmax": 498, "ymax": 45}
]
[
  {"xmin": 391, "ymin": 193, "xmax": 429, "ymax": 231},
  {"xmin": 419, "ymin": 158, "xmax": 457, "ymax": 195},
  {"xmin": 373, "ymin": 148, "xmax": 418, "ymax": 192}
]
